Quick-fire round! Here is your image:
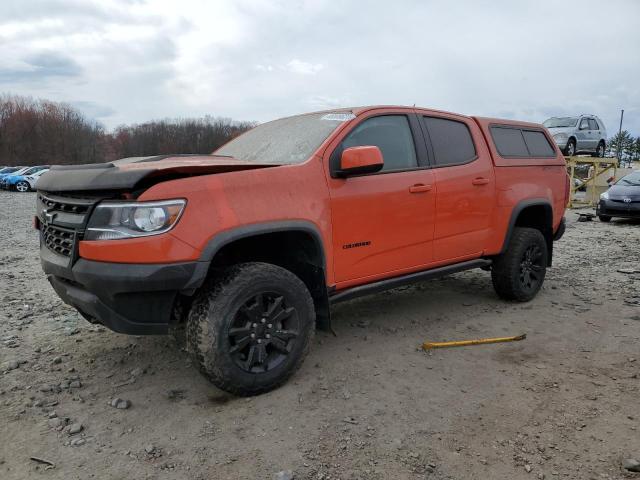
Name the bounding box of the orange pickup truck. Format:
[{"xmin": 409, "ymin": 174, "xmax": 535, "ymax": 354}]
[{"xmin": 37, "ymin": 106, "xmax": 568, "ymax": 395}]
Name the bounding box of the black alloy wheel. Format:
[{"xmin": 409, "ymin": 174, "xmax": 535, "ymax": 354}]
[
  {"xmin": 228, "ymin": 292, "xmax": 300, "ymax": 373},
  {"xmin": 518, "ymin": 244, "xmax": 544, "ymax": 294}
]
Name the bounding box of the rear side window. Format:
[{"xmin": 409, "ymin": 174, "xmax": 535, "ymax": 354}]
[
  {"xmin": 422, "ymin": 117, "xmax": 476, "ymax": 166},
  {"xmin": 341, "ymin": 115, "xmax": 417, "ymax": 172},
  {"xmin": 522, "ymin": 130, "xmax": 555, "ymax": 157},
  {"xmin": 491, "ymin": 127, "xmax": 529, "ymax": 157},
  {"xmin": 490, "ymin": 126, "xmax": 555, "ymax": 158}
]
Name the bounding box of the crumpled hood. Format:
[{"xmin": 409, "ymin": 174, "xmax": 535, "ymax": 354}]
[{"xmin": 37, "ymin": 154, "xmax": 277, "ymax": 193}]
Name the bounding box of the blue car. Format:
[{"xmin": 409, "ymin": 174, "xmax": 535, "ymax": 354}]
[
  {"xmin": 1, "ymin": 166, "xmax": 48, "ymax": 191},
  {"xmin": 0, "ymin": 166, "xmax": 26, "ymax": 181}
]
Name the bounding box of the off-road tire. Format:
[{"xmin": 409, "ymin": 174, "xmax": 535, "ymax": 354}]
[
  {"xmin": 186, "ymin": 262, "xmax": 315, "ymax": 396},
  {"xmin": 598, "ymin": 215, "xmax": 611, "ymax": 222},
  {"xmin": 491, "ymin": 227, "xmax": 548, "ymax": 302},
  {"xmin": 563, "ymin": 138, "xmax": 576, "ymax": 156}
]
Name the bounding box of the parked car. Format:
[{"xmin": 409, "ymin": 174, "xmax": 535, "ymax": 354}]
[
  {"xmin": 543, "ymin": 115, "xmax": 607, "ymax": 157},
  {"xmin": 1, "ymin": 166, "xmax": 49, "ymax": 191},
  {"xmin": 6, "ymin": 168, "xmax": 50, "ymax": 192},
  {"xmin": 37, "ymin": 106, "xmax": 569, "ymax": 396},
  {"xmin": 0, "ymin": 166, "xmax": 26, "ymax": 180},
  {"xmin": 597, "ymin": 170, "xmax": 640, "ymax": 222}
]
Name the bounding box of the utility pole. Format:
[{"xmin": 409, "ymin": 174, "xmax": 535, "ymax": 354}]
[{"xmin": 616, "ymin": 109, "xmax": 624, "ymax": 161}]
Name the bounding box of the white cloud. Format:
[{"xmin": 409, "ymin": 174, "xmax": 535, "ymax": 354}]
[
  {"xmin": 285, "ymin": 59, "xmax": 325, "ymax": 76},
  {"xmin": 0, "ymin": 0, "xmax": 638, "ymax": 136}
]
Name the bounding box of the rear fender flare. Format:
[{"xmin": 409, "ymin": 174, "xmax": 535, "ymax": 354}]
[{"xmin": 500, "ymin": 199, "xmax": 554, "ymax": 264}]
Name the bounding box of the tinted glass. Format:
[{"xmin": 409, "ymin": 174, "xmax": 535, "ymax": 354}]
[
  {"xmin": 522, "ymin": 130, "xmax": 555, "ymax": 157},
  {"xmin": 342, "ymin": 115, "xmax": 417, "ymax": 172},
  {"xmin": 579, "ymin": 118, "xmax": 590, "ymax": 129},
  {"xmin": 588, "ymin": 119, "xmax": 599, "ymax": 130},
  {"xmin": 490, "ymin": 127, "xmax": 529, "ymax": 157},
  {"xmin": 423, "ymin": 117, "xmax": 476, "ymax": 166}
]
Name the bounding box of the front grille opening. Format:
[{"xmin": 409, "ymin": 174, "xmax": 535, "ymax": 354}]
[
  {"xmin": 37, "ymin": 194, "xmax": 91, "ymax": 214},
  {"xmin": 42, "ymin": 224, "xmax": 75, "ymax": 257}
]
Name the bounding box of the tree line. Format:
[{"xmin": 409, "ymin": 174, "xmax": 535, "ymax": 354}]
[
  {"xmin": 0, "ymin": 94, "xmax": 254, "ymax": 166},
  {"xmin": 606, "ymin": 130, "xmax": 640, "ymax": 167}
]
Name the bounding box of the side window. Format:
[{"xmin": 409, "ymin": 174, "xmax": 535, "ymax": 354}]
[
  {"xmin": 580, "ymin": 118, "xmax": 590, "ymax": 129},
  {"xmin": 422, "ymin": 116, "xmax": 476, "ymax": 166},
  {"xmin": 588, "ymin": 118, "xmax": 599, "ymax": 130},
  {"xmin": 490, "ymin": 126, "xmax": 529, "ymax": 157},
  {"xmin": 341, "ymin": 115, "xmax": 417, "ymax": 172},
  {"xmin": 522, "ymin": 130, "xmax": 555, "ymax": 157}
]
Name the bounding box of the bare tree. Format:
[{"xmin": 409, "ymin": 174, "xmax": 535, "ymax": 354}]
[{"xmin": 0, "ymin": 94, "xmax": 254, "ymax": 166}]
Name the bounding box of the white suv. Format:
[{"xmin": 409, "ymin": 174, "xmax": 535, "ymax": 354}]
[{"xmin": 543, "ymin": 115, "xmax": 607, "ymax": 157}]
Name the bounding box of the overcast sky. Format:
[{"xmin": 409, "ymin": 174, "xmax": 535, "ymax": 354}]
[{"xmin": 1, "ymin": 0, "xmax": 639, "ymax": 135}]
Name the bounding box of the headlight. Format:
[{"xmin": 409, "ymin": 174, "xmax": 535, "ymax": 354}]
[
  {"xmin": 600, "ymin": 191, "xmax": 609, "ymax": 200},
  {"xmin": 85, "ymin": 199, "xmax": 186, "ymax": 240},
  {"xmin": 553, "ymin": 133, "xmax": 568, "ymax": 140}
]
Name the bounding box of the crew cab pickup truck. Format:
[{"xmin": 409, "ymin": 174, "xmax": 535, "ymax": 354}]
[{"xmin": 37, "ymin": 106, "xmax": 568, "ymax": 396}]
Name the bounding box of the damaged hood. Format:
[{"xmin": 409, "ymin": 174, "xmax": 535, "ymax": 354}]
[{"xmin": 37, "ymin": 155, "xmax": 277, "ymax": 192}]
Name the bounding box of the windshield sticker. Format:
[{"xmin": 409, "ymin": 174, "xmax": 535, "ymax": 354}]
[{"xmin": 321, "ymin": 113, "xmax": 356, "ymax": 122}]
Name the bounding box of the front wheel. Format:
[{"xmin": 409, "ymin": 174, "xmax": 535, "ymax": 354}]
[
  {"xmin": 16, "ymin": 181, "xmax": 30, "ymax": 192},
  {"xmin": 563, "ymin": 139, "xmax": 576, "ymax": 156},
  {"xmin": 598, "ymin": 215, "xmax": 611, "ymax": 222},
  {"xmin": 492, "ymin": 227, "xmax": 548, "ymax": 302},
  {"xmin": 187, "ymin": 262, "xmax": 315, "ymax": 396}
]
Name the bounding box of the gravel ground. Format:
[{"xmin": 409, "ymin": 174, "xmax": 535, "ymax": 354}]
[{"xmin": 1, "ymin": 190, "xmax": 639, "ymax": 480}]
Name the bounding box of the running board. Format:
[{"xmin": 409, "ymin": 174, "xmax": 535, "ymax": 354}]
[{"xmin": 329, "ymin": 258, "xmax": 492, "ymax": 304}]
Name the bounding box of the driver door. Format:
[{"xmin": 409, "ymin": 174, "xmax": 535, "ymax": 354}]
[{"xmin": 325, "ymin": 112, "xmax": 436, "ymax": 285}]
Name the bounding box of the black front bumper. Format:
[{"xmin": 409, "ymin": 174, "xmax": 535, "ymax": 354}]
[
  {"xmin": 42, "ymin": 246, "xmax": 209, "ymax": 335},
  {"xmin": 597, "ymin": 199, "xmax": 640, "ymax": 219}
]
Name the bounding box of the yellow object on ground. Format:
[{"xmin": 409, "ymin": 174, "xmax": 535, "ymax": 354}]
[{"xmin": 422, "ymin": 334, "xmax": 526, "ymax": 350}]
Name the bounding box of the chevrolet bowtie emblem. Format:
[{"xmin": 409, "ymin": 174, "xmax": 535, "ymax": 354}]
[{"xmin": 44, "ymin": 210, "xmax": 56, "ymax": 223}]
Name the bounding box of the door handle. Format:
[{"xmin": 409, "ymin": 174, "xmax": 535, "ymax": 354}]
[
  {"xmin": 472, "ymin": 177, "xmax": 490, "ymax": 186},
  {"xmin": 409, "ymin": 184, "xmax": 432, "ymax": 193}
]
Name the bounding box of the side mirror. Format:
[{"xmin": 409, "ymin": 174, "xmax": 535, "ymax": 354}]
[{"xmin": 337, "ymin": 146, "xmax": 384, "ymax": 177}]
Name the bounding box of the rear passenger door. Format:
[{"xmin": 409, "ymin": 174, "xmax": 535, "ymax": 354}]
[
  {"xmin": 588, "ymin": 118, "xmax": 600, "ymax": 149},
  {"xmin": 419, "ymin": 114, "xmax": 495, "ymax": 262},
  {"xmin": 577, "ymin": 117, "xmax": 593, "ymax": 151}
]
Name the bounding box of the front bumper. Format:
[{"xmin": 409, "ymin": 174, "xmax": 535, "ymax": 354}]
[
  {"xmin": 551, "ymin": 137, "xmax": 568, "ymax": 150},
  {"xmin": 597, "ymin": 199, "xmax": 640, "ymax": 219},
  {"xmin": 41, "ymin": 246, "xmax": 209, "ymax": 334}
]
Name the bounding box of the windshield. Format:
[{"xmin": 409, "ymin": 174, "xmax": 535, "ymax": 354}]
[
  {"xmin": 0, "ymin": 167, "xmax": 20, "ymax": 174},
  {"xmin": 617, "ymin": 171, "xmax": 640, "ymax": 186},
  {"xmin": 22, "ymin": 166, "xmax": 45, "ymax": 175},
  {"xmin": 543, "ymin": 117, "xmax": 578, "ymax": 128},
  {"xmin": 215, "ymin": 112, "xmax": 354, "ymax": 164}
]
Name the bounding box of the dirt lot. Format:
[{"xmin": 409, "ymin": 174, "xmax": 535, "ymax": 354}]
[{"xmin": 1, "ymin": 190, "xmax": 639, "ymax": 480}]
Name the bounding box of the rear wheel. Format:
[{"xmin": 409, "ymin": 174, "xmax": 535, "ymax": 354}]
[
  {"xmin": 16, "ymin": 181, "xmax": 30, "ymax": 192},
  {"xmin": 187, "ymin": 262, "xmax": 315, "ymax": 396},
  {"xmin": 492, "ymin": 227, "xmax": 548, "ymax": 302},
  {"xmin": 592, "ymin": 141, "xmax": 605, "ymax": 158},
  {"xmin": 598, "ymin": 215, "xmax": 611, "ymax": 222}
]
